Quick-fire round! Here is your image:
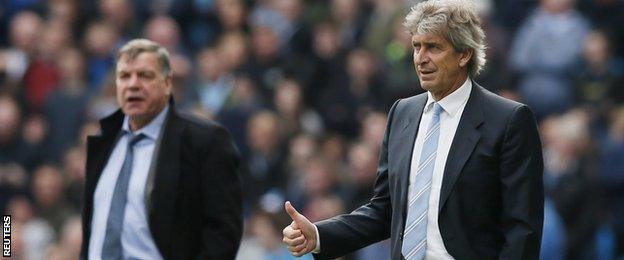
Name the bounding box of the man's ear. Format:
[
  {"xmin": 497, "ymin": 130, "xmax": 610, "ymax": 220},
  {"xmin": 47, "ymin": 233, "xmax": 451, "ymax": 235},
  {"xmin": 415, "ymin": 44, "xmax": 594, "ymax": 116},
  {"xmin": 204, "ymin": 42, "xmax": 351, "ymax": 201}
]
[
  {"xmin": 165, "ymin": 74, "xmax": 173, "ymax": 95},
  {"xmin": 459, "ymin": 49, "xmax": 473, "ymax": 68}
]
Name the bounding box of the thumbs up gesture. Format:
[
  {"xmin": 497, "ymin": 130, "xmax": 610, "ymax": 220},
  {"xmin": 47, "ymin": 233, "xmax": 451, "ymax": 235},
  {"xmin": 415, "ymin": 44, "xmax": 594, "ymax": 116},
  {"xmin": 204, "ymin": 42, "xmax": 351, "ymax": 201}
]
[{"xmin": 282, "ymin": 201, "xmax": 317, "ymax": 256}]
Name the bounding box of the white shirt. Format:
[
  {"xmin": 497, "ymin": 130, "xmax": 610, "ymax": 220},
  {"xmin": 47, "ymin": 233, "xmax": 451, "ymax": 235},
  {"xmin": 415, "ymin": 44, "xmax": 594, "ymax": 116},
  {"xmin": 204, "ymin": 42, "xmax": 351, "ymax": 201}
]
[
  {"xmin": 410, "ymin": 78, "xmax": 471, "ymax": 259},
  {"xmin": 313, "ymin": 79, "xmax": 472, "ymax": 257},
  {"xmin": 89, "ymin": 106, "xmax": 169, "ymax": 260}
]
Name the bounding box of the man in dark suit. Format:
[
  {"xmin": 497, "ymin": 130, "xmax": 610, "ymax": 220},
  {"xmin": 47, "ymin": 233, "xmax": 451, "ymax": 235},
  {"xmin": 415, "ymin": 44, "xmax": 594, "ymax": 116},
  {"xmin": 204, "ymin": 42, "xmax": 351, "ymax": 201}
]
[
  {"xmin": 81, "ymin": 39, "xmax": 242, "ymax": 259},
  {"xmin": 282, "ymin": 1, "xmax": 544, "ymax": 259}
]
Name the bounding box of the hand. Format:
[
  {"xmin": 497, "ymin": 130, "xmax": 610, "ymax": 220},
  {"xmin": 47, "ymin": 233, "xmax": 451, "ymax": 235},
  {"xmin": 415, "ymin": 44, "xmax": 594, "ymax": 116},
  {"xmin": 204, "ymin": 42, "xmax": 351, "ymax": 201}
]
[{"xmin": 282, "ymin": 201, "xmax": 317, "ymax": 256}]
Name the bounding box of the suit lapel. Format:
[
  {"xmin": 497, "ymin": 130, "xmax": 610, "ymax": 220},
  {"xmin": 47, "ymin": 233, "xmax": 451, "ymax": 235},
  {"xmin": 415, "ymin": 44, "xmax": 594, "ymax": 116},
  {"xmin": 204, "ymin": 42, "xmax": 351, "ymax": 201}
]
[
  {"xmin": 83, "ymin": 110, "xmax": 124, "ymax": 254},
  {"xmin": 438, "ymin": 84, "xmax": 484, "ymax": 213},
  {"xmin": 85, "ymin": 136, "xmax": 116, "ymax": 197},
  {"xmin": 398, "ymin": 95, "xmax": 427, "ymax": 223},
  {"xmin": 85, "ymin": 110, "xmax": 125, "ymax": 209},
  {"xmin": 148, "ymin": 108, "xmax": 183, "ymax": 254}
]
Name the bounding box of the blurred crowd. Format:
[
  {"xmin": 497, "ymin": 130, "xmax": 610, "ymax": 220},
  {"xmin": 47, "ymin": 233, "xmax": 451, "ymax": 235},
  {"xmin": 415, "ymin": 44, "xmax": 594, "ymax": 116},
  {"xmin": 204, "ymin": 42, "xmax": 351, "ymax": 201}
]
[{"xmin": 0, "ymin": 0, "xmax": 623, "ymax": 259}]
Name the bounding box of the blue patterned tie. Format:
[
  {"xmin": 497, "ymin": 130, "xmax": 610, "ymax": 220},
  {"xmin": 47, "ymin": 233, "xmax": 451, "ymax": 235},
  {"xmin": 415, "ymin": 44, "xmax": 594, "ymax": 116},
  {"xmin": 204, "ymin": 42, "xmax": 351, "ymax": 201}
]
[
  {"xmin": 402, "ymin": 103, "xmax": 443, "ymax": 260},
  {"xmin": 102, "ymin": 132, "xmax": 146, "ymax": 259}
]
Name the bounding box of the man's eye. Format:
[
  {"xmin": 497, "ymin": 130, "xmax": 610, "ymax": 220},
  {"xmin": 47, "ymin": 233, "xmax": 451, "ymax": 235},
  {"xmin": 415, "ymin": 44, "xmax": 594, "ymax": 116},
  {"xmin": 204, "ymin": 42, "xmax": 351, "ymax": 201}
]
[{"xmin": 140, "ymin": 73, "xmax": 155, "ymax": 79}]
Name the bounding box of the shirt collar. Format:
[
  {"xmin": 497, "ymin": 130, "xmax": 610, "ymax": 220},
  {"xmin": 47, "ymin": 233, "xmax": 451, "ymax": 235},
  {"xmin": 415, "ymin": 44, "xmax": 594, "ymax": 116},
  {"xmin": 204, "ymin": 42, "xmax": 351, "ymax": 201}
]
[
  {"xmin": 425, "ymin": 77, "xmax": 472, "ymax": 118},
  {"xmin": 122, "ymin": 104, "xmax": 169, "ymax": 140}
]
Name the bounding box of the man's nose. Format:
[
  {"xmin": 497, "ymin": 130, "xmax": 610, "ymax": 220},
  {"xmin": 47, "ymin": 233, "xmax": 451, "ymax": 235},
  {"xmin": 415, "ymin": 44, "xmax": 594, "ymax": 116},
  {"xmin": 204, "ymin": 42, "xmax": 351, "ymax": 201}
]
[
  {"xmin": 414, "ymin": 49, "xmax": 429, "ymax": 65},
  {"xmin": 127, "ymin": 75, "xmax": 141, "ymax": 89}
]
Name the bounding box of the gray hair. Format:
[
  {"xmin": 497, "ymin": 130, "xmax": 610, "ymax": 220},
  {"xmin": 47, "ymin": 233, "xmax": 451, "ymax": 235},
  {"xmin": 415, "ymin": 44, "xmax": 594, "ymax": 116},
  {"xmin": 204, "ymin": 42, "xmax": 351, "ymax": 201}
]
[
  {"xmin": 404, "ymin": 0, "xmax": 486, "ymax": 77},
  {"xmin": 116, "ymin": 39, "xmax": 172, "ymax": 77}
]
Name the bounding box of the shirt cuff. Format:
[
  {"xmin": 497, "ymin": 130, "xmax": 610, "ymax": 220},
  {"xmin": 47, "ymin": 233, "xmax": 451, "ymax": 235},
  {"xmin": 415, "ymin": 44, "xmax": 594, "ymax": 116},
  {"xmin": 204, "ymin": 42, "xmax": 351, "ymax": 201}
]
[{"xmin": 312, "ymin": 224, "xmax": 321, "ymax": 253}]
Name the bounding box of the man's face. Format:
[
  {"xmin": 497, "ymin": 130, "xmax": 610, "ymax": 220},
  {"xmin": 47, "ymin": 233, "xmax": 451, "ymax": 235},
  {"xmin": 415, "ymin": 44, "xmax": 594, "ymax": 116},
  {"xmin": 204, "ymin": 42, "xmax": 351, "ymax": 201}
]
[
  {"xmin": 412, "ymin": 33, "xmax": 470, "ymax": 98},
  {"xmin": 116, "ymin": 52, "xmax": 171, "ymax": 127}
]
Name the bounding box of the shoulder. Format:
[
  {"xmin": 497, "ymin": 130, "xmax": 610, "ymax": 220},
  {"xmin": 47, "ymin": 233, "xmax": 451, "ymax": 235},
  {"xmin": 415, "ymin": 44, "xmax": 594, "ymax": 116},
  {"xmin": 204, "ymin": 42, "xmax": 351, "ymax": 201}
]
[
  {"xmin": 397, "ymin": 92, "xmax": 426, "ymax": 107},
  {"xmin": 475, "ymin": 84, "xmax": 529, "ymax": 117},
  {"xmin": 392, "ymin": 92, "xmax": 427, "ymax": 115},
  {"xmin": 172, "ymin": 110, "xmax": 234, "ymax": 145},
  {"xmin": 177, "ymin": 110, "xmax": 224, "ymax": 132},
  {"xmin": 474, "ymin": 84, "xmax": 539, "ymax": 135}
]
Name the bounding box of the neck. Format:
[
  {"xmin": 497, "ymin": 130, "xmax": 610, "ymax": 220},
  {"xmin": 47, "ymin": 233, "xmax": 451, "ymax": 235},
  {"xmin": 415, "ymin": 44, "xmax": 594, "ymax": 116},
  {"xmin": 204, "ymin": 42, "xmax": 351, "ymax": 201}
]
[
  {"xmin": 128, "ymin": 104, "xmax": 167, "ymax": 131},
  {"xmin": 431, "ymin": 73, "xmax": 468, "ymax": 101},
  {"xmin": 129, "ymin": 116, "xmax": 153, "ymax": 131}
]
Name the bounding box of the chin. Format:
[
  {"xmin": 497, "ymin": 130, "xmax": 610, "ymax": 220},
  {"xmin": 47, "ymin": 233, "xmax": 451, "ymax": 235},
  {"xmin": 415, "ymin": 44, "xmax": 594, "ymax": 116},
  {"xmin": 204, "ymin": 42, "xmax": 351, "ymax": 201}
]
[
  {"xmin": 122, "ymin": 107, "xmax": 146, "ymax": 117},
  {"xmin": 419, "ymin": 82, "xmax": 433, "ymax": 91}
]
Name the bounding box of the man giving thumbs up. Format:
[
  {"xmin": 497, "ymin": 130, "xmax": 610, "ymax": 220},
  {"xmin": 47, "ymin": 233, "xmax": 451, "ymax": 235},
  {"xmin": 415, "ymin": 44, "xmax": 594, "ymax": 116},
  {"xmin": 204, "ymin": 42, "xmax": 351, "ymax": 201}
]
[
  {"xmin": 281, "ymin": 1, "xmax": 544, "ymax": 259},
  {"xmin": 282, "ymin": 201, "xmax": 319, "ymax": 256}
]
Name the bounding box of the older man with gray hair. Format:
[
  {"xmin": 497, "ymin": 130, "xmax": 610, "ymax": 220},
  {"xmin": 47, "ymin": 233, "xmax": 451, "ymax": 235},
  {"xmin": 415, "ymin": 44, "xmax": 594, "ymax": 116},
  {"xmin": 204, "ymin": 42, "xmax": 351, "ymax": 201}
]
[
  {"xmin": 282, "ymin": 0, "xmax": 544, "ymax": 259},
  {"xmin": 81, "ymin": 39, "xmax": 243, "ymax": 259}
]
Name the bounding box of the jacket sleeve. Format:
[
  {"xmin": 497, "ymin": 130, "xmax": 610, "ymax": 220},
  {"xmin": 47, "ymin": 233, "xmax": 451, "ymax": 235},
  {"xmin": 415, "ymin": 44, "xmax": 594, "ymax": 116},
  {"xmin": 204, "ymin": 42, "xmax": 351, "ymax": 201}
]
[
  {"xmin": 313, "ymin": 100, "xmax": 400, "ymax": 259},
  {"xmin": 498, "ymin": 105, "xmax": 544, "ymax": 260},
  {"xmin": 198, "ymin": 126, "xmax": 243, "ymax": 259}
]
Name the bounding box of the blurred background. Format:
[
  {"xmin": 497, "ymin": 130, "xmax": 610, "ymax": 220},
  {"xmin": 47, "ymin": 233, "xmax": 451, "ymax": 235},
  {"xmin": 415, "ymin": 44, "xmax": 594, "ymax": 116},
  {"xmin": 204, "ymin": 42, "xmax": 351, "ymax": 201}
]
[{"xmin": 0, "ymin": 0, "xmax": 623, "ymax": 259}]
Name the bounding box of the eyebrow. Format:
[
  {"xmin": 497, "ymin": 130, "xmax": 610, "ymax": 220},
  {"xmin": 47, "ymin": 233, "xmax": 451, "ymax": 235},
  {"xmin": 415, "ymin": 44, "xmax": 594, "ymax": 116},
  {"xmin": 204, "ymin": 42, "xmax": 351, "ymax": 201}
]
[
  {"xmin": 412, "ymin": 41, "xmax": 441, "ymax": 47},
  {"xmin": 116, "ymin": 69, "xmax": 158, "ymax": 76}
]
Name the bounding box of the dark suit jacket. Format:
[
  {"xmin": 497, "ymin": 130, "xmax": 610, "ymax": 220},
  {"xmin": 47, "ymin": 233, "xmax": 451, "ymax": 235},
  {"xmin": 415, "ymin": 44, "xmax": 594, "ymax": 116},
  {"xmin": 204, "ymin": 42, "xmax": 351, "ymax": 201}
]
[
  {"xmin": 314, "ymin": 83, "xmax": 544, "ymax": 260},
  {"xmin": 81, "ymin": 101, "xmax": 243, "ymax": 259}
]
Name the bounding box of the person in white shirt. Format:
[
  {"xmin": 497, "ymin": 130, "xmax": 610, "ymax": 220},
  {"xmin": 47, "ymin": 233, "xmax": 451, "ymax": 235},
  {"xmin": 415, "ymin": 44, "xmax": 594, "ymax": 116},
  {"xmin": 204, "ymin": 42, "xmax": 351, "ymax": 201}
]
[{"xmin": 282, "ymin": 1, "xmax": 544, "ymax": 259}]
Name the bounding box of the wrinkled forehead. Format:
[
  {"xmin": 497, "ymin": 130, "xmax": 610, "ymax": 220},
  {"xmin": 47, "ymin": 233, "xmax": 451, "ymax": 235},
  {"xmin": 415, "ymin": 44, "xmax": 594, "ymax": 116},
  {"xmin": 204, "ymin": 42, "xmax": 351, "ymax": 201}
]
[
  {"xmin": 116, "ymin": 52, "xmax": 161, "ymax": 72},
  {"xmin": 410, "ymin": 32, "xmax": 450, "ymax": 45}
]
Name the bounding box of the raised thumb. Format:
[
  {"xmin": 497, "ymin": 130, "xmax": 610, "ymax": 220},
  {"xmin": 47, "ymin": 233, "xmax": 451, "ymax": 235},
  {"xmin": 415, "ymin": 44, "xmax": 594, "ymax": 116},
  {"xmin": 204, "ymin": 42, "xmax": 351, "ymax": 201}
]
[{"xmin": 285, "ymin": 201, "xmax": 304, "ymax": 226}]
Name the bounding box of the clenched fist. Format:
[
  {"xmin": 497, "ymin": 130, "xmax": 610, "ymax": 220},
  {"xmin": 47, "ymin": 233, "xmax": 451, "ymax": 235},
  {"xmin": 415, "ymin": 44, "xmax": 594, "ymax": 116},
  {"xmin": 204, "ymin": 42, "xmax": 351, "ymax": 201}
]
[{"xmin": 282, "ymin": 201, "xmax": 317, "ymax": 256}]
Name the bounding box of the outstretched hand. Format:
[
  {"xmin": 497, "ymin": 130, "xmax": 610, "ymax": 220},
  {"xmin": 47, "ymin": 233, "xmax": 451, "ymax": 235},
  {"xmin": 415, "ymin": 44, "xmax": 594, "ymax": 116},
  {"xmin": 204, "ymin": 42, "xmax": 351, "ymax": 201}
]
[{"xmin": 282, "ymin": 201, "xmax": 317, "ymax": 256}]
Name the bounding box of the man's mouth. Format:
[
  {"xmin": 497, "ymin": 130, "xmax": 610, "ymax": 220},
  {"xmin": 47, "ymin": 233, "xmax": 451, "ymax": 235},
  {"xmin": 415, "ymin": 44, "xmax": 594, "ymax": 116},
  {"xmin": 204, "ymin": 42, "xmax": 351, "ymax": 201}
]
[
  {"xmin": 419, "ymin": 70, "xmax": 436, "ymax": 79},
  {"xmin": 126, "ymin": 96, "xmax": 145, "ymax": 103},
  {"xmin": 419, "ymin": 69, "xmax": 435, "ymax": 75}
]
